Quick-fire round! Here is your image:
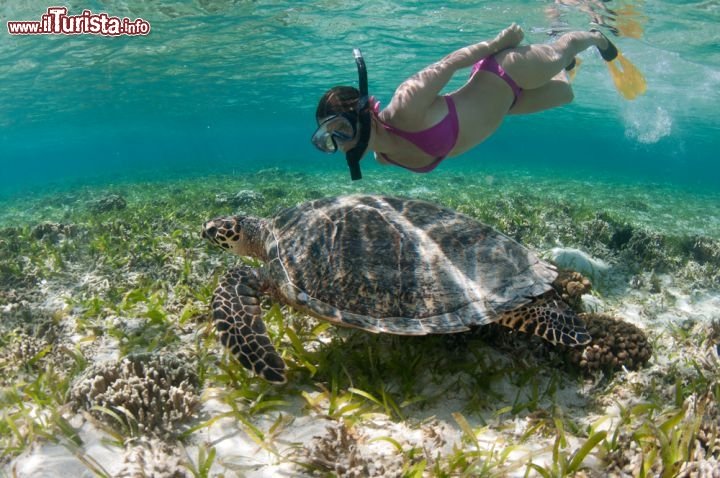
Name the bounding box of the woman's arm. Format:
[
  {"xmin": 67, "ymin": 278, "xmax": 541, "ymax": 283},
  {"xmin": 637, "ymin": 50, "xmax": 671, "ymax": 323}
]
[
  {"xmin": 441, "ymin": 23, "xmax": 524, "ymax": 70},
  {"xmin": 389, "ymin": 24, "xmax": 524, "ymax": 118}
]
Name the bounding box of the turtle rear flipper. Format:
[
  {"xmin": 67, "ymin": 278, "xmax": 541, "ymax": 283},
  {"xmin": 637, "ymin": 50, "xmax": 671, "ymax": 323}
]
[
  {"xmin": 213, "ymin": 266, "xmax": 286, "ymax": 383},
  {"xmin": 497, "ymin": 294, "xmax": 591, "ymax": 346}
]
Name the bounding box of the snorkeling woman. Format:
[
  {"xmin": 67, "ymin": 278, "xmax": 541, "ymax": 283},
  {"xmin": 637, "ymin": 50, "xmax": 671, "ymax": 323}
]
[{"xmin": 311, "ymin": 24, "xmax": 638, "ymax": 180}]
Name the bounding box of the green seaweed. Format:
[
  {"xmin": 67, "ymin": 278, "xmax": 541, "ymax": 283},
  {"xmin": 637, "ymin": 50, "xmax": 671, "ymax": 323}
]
[{"xmin": 1, "ymin": 169, "xmax": 719, "ymax": 474}]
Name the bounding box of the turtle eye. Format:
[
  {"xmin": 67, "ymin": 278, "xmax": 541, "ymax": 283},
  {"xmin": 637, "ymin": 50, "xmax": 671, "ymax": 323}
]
[{"xmin": 203, "ymin": 225, "xmax": 217, "ymax": 239}]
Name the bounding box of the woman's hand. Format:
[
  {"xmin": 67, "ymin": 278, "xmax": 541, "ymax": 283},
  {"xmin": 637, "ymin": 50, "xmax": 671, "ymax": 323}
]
[{"xmin": 493, "ymin": 23, "xmax": 524, "ymax": 52}]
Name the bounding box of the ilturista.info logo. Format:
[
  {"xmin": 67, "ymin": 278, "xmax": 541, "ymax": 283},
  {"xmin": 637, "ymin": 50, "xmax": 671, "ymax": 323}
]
[{"xmin": 7, "ymin": 6, "xmax": 150, "ymax": 36}]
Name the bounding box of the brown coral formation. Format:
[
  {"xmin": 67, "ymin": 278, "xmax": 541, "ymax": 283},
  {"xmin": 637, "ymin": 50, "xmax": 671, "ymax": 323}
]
[
  {"xmin": 604, "ymin": 433, "xmax": 659, "ymax": 477},
  {"xmin": 558, "ymin": 313, "xmax": 652, "ymax": 373},
  {"xmin": 0, "ymin": 309, "xmax": 70, "ymax": 387},
  {"xmin": 0, "ymin": 333, "xmax": 51, "ymax": 387},
  {"xmin": 471, "ymin": 315, "xmax": 651, "ymax": 375},
  {"xmin": 679, "ymin": 392, "xmax": 720, "ymax": 477},
  {"xmin": 69, "ymin": 352, "xmax": 199, "ymax": 436},
  {"xmin": 473, "ymin": 268, "xmax": 652, "ymax": 374},
  {"xmin": 550, "ymin": 271, "xmax": 653, "ymax": 373},
  {"xmin": 552, "ymin": 269, "xmax": 593, "ymax": 311}
]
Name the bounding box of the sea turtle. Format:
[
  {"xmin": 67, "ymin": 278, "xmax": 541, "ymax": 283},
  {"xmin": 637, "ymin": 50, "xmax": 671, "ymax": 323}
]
[{"xmin": 202, "ymin": 195, "xmax": 591, "ymax": 383}]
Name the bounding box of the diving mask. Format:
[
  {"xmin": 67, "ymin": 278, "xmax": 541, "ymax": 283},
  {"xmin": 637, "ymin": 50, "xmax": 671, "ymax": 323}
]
[
  {"xmin": 311, "ymin": 113, "xmax": 357, "ymax": 153},
  {"xmin": 311, "ymin": 48, "xmax": 370, "ymax": 180}
]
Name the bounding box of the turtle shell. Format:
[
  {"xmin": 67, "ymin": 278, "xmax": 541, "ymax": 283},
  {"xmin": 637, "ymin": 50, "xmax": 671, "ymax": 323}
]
[{"xmin": 263, "ymin": 195, "xmax": 557, "ymax": 335}]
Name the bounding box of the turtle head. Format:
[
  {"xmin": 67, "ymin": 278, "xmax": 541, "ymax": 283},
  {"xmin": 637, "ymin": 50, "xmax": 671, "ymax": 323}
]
[{"xmin": 202, "ymin": 216, "xmax": 267, "ymax": 258}]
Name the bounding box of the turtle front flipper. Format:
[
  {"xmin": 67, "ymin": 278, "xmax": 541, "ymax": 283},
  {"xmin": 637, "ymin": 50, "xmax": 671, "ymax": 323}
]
[
  {"xmin": 497, "ymin": 294, "xmax": 591, "ymax": 346},
  {"xmin": 212, "ymin": 266, "xmax": 286, "ymax": 383}
]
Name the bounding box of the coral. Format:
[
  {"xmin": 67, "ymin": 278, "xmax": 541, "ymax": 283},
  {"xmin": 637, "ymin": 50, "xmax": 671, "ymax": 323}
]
[
  {"xmin": 115, "ymin": 437, "xmax": 189, "ymax": 478},
  {"xmin": 69, "ymin": 352, "xmax": 199, "ymax": 436},
  {"xmin": 30, "ymin": 222, "xmax": 76, "ymax": 242},
  {"xmin": 604, "ymin": 434, "xmax": 651, "ymax": 477},
  {"xmin": 688, "ymin": 391, "xmax": 720, "ymax": 463},
  {"xmin": 0, "ymin": 309, "xmax": 69, "ymax": 387},
  {"xmin": 89, "ymin": 194, "xmax": 127, "ymax": 213},
  {"xmin": 557, "ymin": 314, "xmax": 652, "ymax": 373},
  {"xmin": 474, "ymin": 312, "xmax": 651, "ymax": 374},
  {"xmin": 298, "ymin": 420, "xmax": 447, "ymax": 476},
  {"xmin": 552, "ymin": 270, "xmax": 593, "ymax": 311},
  {"xmin": 4, "ymin": 334, "xmax": 48, "ymax": 364},
  {"xmin": 300, "ymin": 422, "xmax": 404, "ymax": 477},
  {"xmin": 677, "ymin": 460, "xmax": 720, "ymax": 478},
  {"xmin": 0, "ymin": 333, "xmax": 51, "ymax": 387}
]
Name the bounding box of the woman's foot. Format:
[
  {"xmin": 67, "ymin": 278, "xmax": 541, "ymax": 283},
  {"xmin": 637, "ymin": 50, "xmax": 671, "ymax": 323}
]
[
  {"xmin": 494, "ymin": 23, "xmax": 525, "ymax": 51},
  {"xmin": 591, "ymin": 29, "xmax": 618, "ymax": 61}
]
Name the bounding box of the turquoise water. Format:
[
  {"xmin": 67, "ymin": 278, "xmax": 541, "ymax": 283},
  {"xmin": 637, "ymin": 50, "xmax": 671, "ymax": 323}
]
[
  {"xmin": 1, "ymin": 0, "xmax": 719, "ymax": 199},
  {"xmin": 2, "ymin": 3, "xmax": 720, "ymax": 473}
]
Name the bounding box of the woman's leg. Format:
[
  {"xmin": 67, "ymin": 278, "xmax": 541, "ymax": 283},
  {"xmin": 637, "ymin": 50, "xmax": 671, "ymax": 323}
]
[
  {"xmin": 508, "ymin": 72, "xmax": 574, "ymax": 115},
  {"xmin": 495, "ymin": 31, "xmax": 608, "ymax": 89}
]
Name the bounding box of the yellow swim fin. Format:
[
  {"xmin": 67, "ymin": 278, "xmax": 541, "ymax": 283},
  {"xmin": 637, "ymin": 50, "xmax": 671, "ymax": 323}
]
[{"xmin": 606, "ymin": 51, "xmax": 647, "ymax": 100}]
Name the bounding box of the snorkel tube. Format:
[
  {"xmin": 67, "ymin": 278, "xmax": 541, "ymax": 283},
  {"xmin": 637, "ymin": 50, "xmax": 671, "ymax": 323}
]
[{"xmin": 345, "ymin": 48, "xmax": 370, "ymax": 180}]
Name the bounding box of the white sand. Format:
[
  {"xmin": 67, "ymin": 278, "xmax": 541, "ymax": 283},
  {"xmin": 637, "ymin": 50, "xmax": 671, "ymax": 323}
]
[{"xmin": 4, "ymin": 258, "xmax": 719, "ymax": 477}]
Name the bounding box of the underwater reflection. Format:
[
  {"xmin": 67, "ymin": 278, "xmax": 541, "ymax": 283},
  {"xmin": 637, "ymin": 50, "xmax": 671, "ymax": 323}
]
[{"xmin": 546, "ymin": 0, "xmax": 647, "ymax": 39}]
